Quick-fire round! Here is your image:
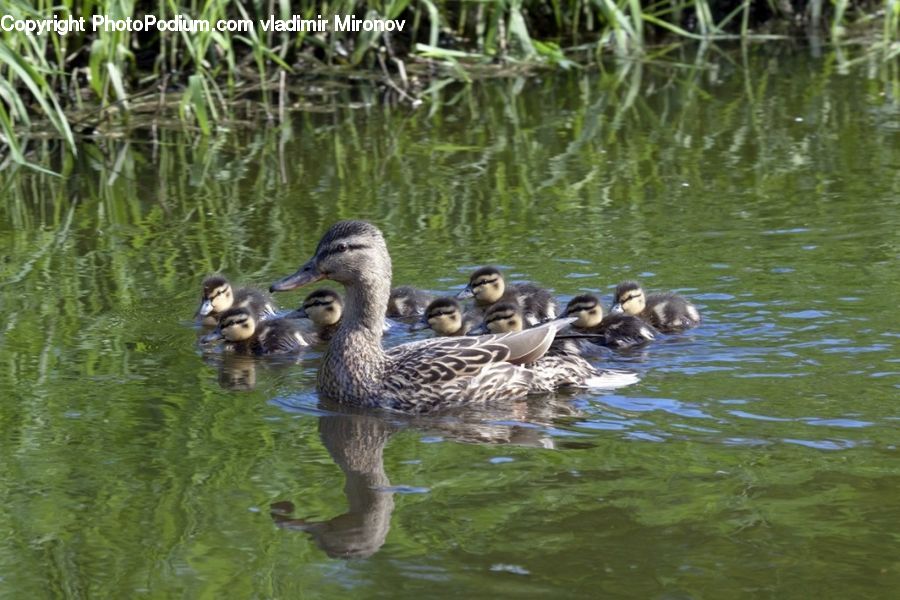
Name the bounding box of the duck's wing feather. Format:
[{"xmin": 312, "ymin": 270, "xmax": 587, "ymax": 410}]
[{"xmin": 386, "ymin": 318, "xmax": 575, "ymax": 385}]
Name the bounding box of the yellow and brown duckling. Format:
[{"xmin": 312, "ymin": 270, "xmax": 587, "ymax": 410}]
[
  {"xmin": 410, "ymin": 297, "xmax": 481, "ymax": 337},
  {"xmin": 284, "ymin": 288, "xmax": 343, "ymax": 342},
  {"xmin": 465, "ymin": 301, "xmax": 637, "ymax": 383},
  {"xmin": 469, "ymin": 301, "xmax": 582, "ymax": 355},
  {"xmin": 200, "ymin": 306, "xmax": 308, "ymax": 356},
  {"xmin": 196, "ymin": 275, "xmax": 277, "ymax": 327},
  {"xmin": 387, "ymin": 286, "xmax": 434, "ymax": 319},
  {"xmin": 562, "ymin": 294, "xmax": 657, "ymax": 349},
  {"xmin": 457, "ymin": 266, "xmax": 558, "ymax": 325},
  {"xmin": 269, "ymin": 220, "xmax": 637, "ymax": 413},
  {"xmin": 611, "ymin": 281, "xmax": 701, "ymax": 333}
]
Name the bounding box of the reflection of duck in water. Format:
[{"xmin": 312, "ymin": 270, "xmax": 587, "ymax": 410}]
[
  {"xmin": 269, "ymin": 397, "xmax": 583, "ymax": 558},
  {"xmin": 270, "ymin": 412, "xmax": 396, "ymax": 559}
]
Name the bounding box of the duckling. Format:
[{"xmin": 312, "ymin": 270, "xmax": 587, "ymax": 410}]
[
  {"xmin": 457, "ymin": 266, "xmax": 557, "ymax": 325},
  {"xmin": 562, "ymin": 294, "xmax": 657, "ymax": 349},
  {"xmin": 468, "ymin": 301, "xmax": 583, "ymax": 356},
  {"xmin": 387, "ymin": 286, "xmax": 434, "ymax": 319},
  {"xmin": 268, "ymin": 220, "xmax": 638, "ymax": 413},
  {"xmin": 611, "ymin": 281, "xmax": 701, "ymax": 333},
  {"xmin": 200, "ymin": 306, "xmax": 308, "ymax": 356},
  {"xmin": 410, "ymin": 297, "xmax": 481, "ymax": 337},
  {"xmin": 196, "ymin": 275, "xmax": 276, "ymax": 327},
  {"xmin": 284, "ymin": 288, "xmax": 343, "ymax": 342}
]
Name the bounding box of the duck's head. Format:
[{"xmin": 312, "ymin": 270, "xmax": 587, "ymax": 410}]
[
  {"xmin": 457, "ymin": 266, "xmax": 506, "ymax": 304},
  {"xmin": 612, "ymin": 281, "xmax": 645, "ymax": 316},
  {"xmin": 198, "ymin": 275, "xmax": 234, "ymax": 316},
  {"xmin": 286, "ymin": 288, "xmax": 343, "ymax": 326},
  {"xmin": 411, "ymin": 297, "xmax": 463, "ymax": 335},
  {"xmin": 468, "ymin": 302, "xmax": 523, "ymax": 335},
  {"xmin": 562, "ymin": 294, "xmax": 603, "ymax": 328},
  {"xmin": 271, "ymin": 221, "xmax": 391, "ymax": 292},
  {"xmin": 201, "ymin": 306, "xmax": 258, "ymax": 344}
]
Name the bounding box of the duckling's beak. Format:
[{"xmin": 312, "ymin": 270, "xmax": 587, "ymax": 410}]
[
  {"xmin": 409, "ymin": 318, "xmax": 431, "ymax": 332},
  {"xmin": 456, "ymin": 286, "xmax": 474, "ymax": 300},
  {"xmin": 466, "ymin": 324, "xmax": 489, "ymax": 336},
  {"xmin": 200, "ymin": 329, "xmax": 224, "ymax": 344},
  {"xmin": 271, "ymin": 259, "xmax": 323, "ymax": 292},
  {"xmin": 198, "ymin": 299, "xmax": 214, "ymax": 317},
  {"xmin": 283, "ymin": 307, "xmax": 309, "ymax": 320},
  {"xmin": 610, "ymin": 303, "xmax": 625, "ymax": 315}
]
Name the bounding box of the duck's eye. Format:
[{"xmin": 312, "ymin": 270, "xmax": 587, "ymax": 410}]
[{"xmin": 336, "ymin": 243, "xmax": 349, "ymax": 253}]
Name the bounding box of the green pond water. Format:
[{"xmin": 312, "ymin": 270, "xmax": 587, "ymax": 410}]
[{"xmin": 1, "ymin": 46, "xmax": 899, "ymax": 598}]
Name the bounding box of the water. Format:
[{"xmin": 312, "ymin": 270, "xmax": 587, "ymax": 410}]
[{"xmin": 1, "ymin": 46, "xmax": 898, "ymax": 597}]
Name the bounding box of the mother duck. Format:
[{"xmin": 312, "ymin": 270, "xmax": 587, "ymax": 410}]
[{"xmin": 270, "ymin": 221, "xmax": 636, "ymax": 413}]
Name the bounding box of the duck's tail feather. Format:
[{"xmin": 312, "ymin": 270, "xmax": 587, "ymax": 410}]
[{"xmin": 583, "ymin": 369, "xmax": 640, "ymax": 390}]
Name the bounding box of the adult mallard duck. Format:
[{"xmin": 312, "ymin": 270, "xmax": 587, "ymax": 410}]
[
  {"xmin": 611, "ymin": 281, "xmax": 701, "ymax": 333},
  {"xmin": 387, "ymin": 286, "xmax": 434, "ymax": 319},
  {"xmin": 270, "ymin": 221, "xmax": 637, "ymax": 413},
  {"xmin": 200, "ymin": 306, "xmax": 309, "ymax": 356},
  {"xmin": 562, "ymin": 294, "xmax": 657, "ymax": 349},
  {"xmin": 196, "ymin": 275, "xmax": 276, "ymax": 327},
  {"xmin": 284, "ymin": 288, "xmax": 343, "ymax": 342},
  {"xmin": 456, "ymin": 266, "xmax": 557, "ymax": 325},
  {"xmin": 410, "ymin": 297, "xmax": 481, "ymax": 337}
]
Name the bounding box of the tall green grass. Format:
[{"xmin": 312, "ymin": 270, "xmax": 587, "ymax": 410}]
[{"xmin": 1, "ymin": 0, "xmax": 897, "ymax": 170}]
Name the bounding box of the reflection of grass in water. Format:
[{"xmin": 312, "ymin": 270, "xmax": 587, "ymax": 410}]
[{"xmin": 1, "ymin": 0, "xmax": 898, "ymax": 169}]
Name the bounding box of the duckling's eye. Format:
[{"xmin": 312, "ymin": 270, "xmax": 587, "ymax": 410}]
[{"xmin": 336, "ymin": 243, "xmax": 349, "ymax": 253}]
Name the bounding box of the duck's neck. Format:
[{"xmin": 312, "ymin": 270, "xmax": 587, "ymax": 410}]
[{"xmin": 319, "ymin": 276, "xmax": 391, "ymax": 404}]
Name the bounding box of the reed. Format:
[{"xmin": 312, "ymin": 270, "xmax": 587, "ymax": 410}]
[{"xmin": 1, "ymin": 0, "xmax": 896, "ymax": 169}]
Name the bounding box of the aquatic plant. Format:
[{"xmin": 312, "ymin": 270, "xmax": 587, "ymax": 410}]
[{"xmin": 1, "ymin": 0, "xmax": 897, "ymax": 169}]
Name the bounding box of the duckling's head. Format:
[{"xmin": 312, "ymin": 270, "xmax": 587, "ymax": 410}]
[
  {"xmin": 411, "ymin": 297, "xmax": 463, "ymax": 335},
  {"xmin": 457, "ymin": 267, "xmax": 506, "ymax": 304},
  {"xmin": 287, "ymin": 288, "xmax": 343, "ymax": 327},
  {"xmin": 562, "ymin": 294, "xmax": 604, "ymax": 328},
  {"xmin": 201, "ymin": 307, "xmax": 258, "ymax": 344},
  {"xmin": 612, "ymin": 281, "xmax": 646, "ymax": 316},
  {"xmin": 270, "ymin": 221, "xmax": 391, "ymax": 292},
  {"xmin": 198, "ymin": 275, "xmax": 234, "ymax": 316},
  {"xmin": 470, "ymin": 302, "xmax": 523, "ymax": 335}
]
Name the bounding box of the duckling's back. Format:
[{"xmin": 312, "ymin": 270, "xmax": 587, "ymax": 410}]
[
  {"xmin": 643, "ymin": 292, "xmax": 700, "ymax": 332},
  {"xmin": 387, "ymin": 286, "xmax": 434, "ymax": 318},
  {"xmin": 232, "ymin": 287, "xmax": 276, "ymax": 319},
  {"xmin": 255, "ymin": 319, "xmax": 310, "ymax": 354},
  {"xmin": 508, "ymin": 283, "xmax": 558, "ymax": 325}
]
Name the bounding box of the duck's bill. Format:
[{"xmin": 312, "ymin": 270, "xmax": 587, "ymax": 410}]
[
  {"xmin": 610, "ymin": 304, "xmax": 625, "ymax": 314},
  {"xmin": 409, "ymin": 319, "xmax": 430, "ymax": 332},
  {"xmin": 456, "ymin": 287, "xmax": 474, "ymax": 300},
  {"xmin": 197, "ymin": 299, "xmax": 214, "ymax": 316},
  {"xmin": 466, "ymin": 324, "xmax": 489, "ymax": 335},
  {"xmin": 271, "ymin": 260, "xmax": 323, "ymax": 292},
  {"xmin": 283, "ymin": 307, "xmax": 308, "ymax": 320},
  {"xmin": 200, "ymin": 330, "xmax": 224, "ymax": 344}
]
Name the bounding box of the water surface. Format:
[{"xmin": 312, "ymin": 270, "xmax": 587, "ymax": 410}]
[{"xmin": 1, "ymin": 46, "xmax": 898, "ymax": 598}]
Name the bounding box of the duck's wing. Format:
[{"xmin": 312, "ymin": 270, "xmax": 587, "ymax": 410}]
[{"xmin": 386, "ymin": 319, "xmax": 575, "ymax": 384}]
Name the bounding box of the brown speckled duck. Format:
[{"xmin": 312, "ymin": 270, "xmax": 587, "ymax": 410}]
[
  {"xmin": 196, "ymin": 275, "xmax": 276, "ymax": 327},
  {"xmin": 611, "ymin": 281, "xmax": 701, "ymax": 333},
  {"xmin": 270, "ymin": 221, "xmax": 637, "ymax": 413},
  {"xmin": 457, "ymin": 266, "xmax": 557, "ymax": 325}
]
